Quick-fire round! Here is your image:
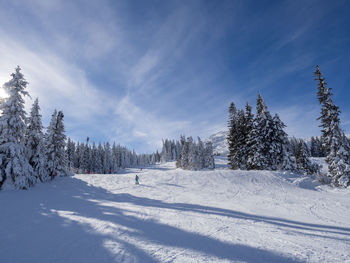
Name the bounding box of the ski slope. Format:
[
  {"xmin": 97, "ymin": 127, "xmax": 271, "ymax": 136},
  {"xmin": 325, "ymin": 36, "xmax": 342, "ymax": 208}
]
[{"xmin": 1, "ymin": 157, "xmax": 350, "ymax": 263}]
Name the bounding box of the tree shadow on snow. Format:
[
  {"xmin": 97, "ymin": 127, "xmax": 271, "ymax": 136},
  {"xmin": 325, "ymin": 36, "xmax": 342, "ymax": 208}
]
[
  {"xmin": 110, "ymin": 193, "xmax": 350, "ymax": 240},
  {"xmin": 8, "ymin": 176, "xmax": 308, "ymax": 263}
]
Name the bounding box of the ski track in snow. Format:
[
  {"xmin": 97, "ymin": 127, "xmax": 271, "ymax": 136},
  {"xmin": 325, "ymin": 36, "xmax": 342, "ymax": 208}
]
[{"xmin": 1, "ymin": 158, "xmax": 350, "ymax": 263}]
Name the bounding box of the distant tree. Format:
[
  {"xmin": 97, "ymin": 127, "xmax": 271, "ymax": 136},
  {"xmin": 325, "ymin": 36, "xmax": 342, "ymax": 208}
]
[
  {"xmin": 204, "ymin": 141, "xmax": 215, "ymax": 169},
  {"xmin": 82, "ymin": 137, "xmax": 91, "ymax": 173},
  {"xmin": 295, "ymin": 141, "xmax": 314, "ymax": 174},
  {"xmin": 66, "ymin": 138, "xmax": 76, "ymax": 172},
  {"xmin": 310, "ymin": 137, "xmax": 318, "ymax": 157},
  {"xmin": 289, "ymin": 137, "xmax": 299, "ymax": 157},
  {"xmin": 243, "ymin": 102, "xmax": 254, "ymax": 169},
  {"xmin": 270, "ymin": 114, "xmax": 296, "ymax": 171},
  {"xmin": 44, "ymin": 110, "xmax": 68, "ymax": 180},
  {"xmin": 175, "ymin": 136, "xmax": 214, "ymax": 170},
  {"xmin": 96, "ymin": 142, "xmax": 104, "ymax": 173},
  {"xmin": 176, "ymin": 135, "xmax": 186, "ymax": 168},
  {"xmin": 102, "ymin": 142, "xmax": 111, "ymax": 173},
  {"xmin": 227, "ymin": 102, "xmax": 240, "ymax": 169}
]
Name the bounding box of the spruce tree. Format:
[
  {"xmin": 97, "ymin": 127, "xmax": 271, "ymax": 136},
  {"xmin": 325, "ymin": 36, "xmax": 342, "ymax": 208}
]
[
  {"xmin": 229, "ymin": 109, "xmax": 249, "ymax": 169},
  {"xmin": 66, "ymin": 138, "xmax": 76, "ymax": 172},
  {"xmin": 316, "ymin": 65, "xmax": 333, "ymax": 154},
  {"xmin": 204, "ymin": 141, "xmax": 215, "ymax": 169},
  {"xmin": 25, "ymin": 98, "xmax": 47, "ymax": 183},
  {"xmin": 227, "ymin": 102, "xmax": 239, "ymax": 169},
  {"xmin": 295, "ymin": 140, "xmax": 314, "ymax": 175},
  {"xmin": 328, "ymin": 133, "xmax": 350, "ymax": 186},
  {"xmin": 176, "ymin": 135, "xmax": 186, "ymax": 168},
  {"xmin": 247, "ymin": 94, "xmax": 274, "ymax": 170},
  {"xmin": 96, "ymin": 143, "xmax": 104, "ymax": 173},
  {"xmin": 82, "ymin": 137, "xmax": 90, "ymax": 173},
  {"xmin": 103, "ymin": 142, "xmax": 112, "ymax": 173},
  {"xmin": 44, "ymin": 110, "xmax": 68, "ymax": 180},
  {"xmin": 0, "ymin": 66, "xmax": 34, "ymax": 190},
  {"xmin": 243, "ymin": 102, "xmax": 254, "ymax": 169},
  {"xmin": 271, "ymin": 114, "xmax": 296, "ymax": 171},
  {"xmin": 315, "ymin": 65, "xmax": 350, "ymax": 186},
  {"xmin": 310, "ymin": 137, "xmax": 318, "ymax": 157}
]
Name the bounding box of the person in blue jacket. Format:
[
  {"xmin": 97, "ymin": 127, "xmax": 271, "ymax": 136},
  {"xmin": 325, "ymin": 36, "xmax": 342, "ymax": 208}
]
[{"xmin": 135, "ymin": 175, "xmax": 139, "ymax": 185}]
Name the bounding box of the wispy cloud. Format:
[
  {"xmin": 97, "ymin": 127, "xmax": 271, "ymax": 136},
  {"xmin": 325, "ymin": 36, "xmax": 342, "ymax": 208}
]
[
  {"xmin": 0, "ymin": 34, "xmax": 114, "ymax": 133},
  {"xmin": 0, "ymin": 0, "xmax": 348, "ymax": 152},
  {"xmin": 114, "ymin": 96, "xmax": 191, "ymax": 150},
  {"xmin": 275, "ymin": 105, "xmax": 321, "ymax": 139}
]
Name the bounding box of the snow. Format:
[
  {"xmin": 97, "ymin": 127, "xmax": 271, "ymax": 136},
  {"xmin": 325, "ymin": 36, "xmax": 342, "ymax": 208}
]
[
  {"xmin": 207, "ymin": 130, "xmax": 228, "ymax": 155},
  {"xmin": 1, "ymin": 157, "xmax": 350, "ymax": 262}
]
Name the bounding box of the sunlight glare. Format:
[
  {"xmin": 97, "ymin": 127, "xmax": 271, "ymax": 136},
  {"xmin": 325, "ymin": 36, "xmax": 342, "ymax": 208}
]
[{"xmin": 0, "ymin": 87, "xmax": 9, "ymax": 99}]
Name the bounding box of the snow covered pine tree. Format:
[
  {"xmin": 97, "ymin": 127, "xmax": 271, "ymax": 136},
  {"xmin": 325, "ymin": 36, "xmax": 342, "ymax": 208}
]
[
  {"xmin": 246, "ymin": 94, "xmax": 274, "ymax": 170},
  {"xmin": 25, "ymin": 98, "xmax": 47, "ymax": 183},
  {"xmin": 0, "ymin": 66, "xmax": 34, "ymax": 190},
  {"xmin": 315, "ymin": 65, "xmax": 350, "ymax": 187},
  {"xmin": 44, "ymin": 110, "xmax": 69, "ymax": 180}
]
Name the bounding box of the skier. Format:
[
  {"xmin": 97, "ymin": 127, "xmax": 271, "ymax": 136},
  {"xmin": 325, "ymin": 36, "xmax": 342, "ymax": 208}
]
[{"xmin": 135, "ymin": 175, "xmax": 139, "ymax": 185}]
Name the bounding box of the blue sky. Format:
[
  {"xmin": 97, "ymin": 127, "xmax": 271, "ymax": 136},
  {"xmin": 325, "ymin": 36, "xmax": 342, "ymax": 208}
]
[{"xmin": 0, "ymin": 0, "xmax": 349, "ymax": 153}]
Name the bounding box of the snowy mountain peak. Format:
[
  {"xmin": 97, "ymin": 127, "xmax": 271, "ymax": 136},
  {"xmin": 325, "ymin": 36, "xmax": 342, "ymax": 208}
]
[{"xmin": 207, "ymin": 130, "xmax": 228, "ymax": 155}]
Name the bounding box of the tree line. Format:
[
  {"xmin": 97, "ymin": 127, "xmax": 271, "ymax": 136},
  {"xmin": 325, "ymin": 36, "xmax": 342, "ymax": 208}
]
[
  {"xmin": 227, "ymin": 65, "xmax": 350, "ymax": 187},
  {"xmin": 0, "ymin": 66, "xmax": 160, "ymax": 190},
  {"xmin": 226, "ymin": 94, "xmax": 317, "ymax": 174},
  {"xmin": 65, "ymin": 137, "xmax": 160, "ymax": 174},
  {"xmin": 0, "ymin": 67, "xmax": 68, "ymax": 190},
  {"xmin": 160, "ymin": 136, "xmax": 215, "ymax": 170}
]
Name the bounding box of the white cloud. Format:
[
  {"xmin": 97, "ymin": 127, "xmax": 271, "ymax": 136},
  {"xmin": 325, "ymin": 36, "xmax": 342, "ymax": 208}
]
[
  {"xmin": 129, "ymin": 52, "xmax": 160, "ymax": 87},
  {"xmin": 114, "ymin": 96, "xmax": 191, "ymax": 149},
  {"xmin": 0, "ymin": 34, "xmax": 114, "ymax": 127},
  {"xmin": 275, "ymin": 105, "xmax": 321, "ymax": 139}
]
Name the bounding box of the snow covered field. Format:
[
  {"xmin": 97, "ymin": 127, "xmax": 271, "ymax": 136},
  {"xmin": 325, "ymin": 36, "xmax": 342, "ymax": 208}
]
[{"xmin": 1, "ymin": 157, "xmax": 350, "ymax": 263}]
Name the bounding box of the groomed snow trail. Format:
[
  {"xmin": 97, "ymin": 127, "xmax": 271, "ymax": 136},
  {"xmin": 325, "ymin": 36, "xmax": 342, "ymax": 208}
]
[{"xmin": 1, "ymin": 158, "xmax": 350, "ymax": 263}]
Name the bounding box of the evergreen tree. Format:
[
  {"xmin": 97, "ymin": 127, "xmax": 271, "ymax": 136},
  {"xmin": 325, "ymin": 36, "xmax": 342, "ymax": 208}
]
[
  {"xmin": 44, "ymin": 110, "xmax": 68, "ymax": 180},
  {"xmin": 328, "ymin": 133, "xmax": 350, "ymax": 186},
  {"xmin": 96, "ymin": 143, "xmax": 104, "ymax": 173},
  {"xmin": 235, "ymin": 109, "xmax": 249, "ymax": 169},
  {"xmin": 227, "ymin": 102, "xmax": 240, "ymax": 169},
  {"xmin": 176, "ymin": 135, "xmax": 186, "ymax": 168},
  {"xmin": 271, "ymin": 114, "xmax": 296, "ymax": 171},
  {"xmin": 196, "ymin": 137, "xmax": 205, "ymax": 169},
  {"xmin": 247, "ymin": 94, "xmax": 274, "ymax": 170},
  {"xmin": 184, "ymin": 137, "xmax": 194, "ymax": 170},
  {"xmin": 243, "ymin": 102, "xmax": 254, "ymax": 169},
  {"xmin": 25, "ymin": 98, "xmax": 46, "ymax": 183},
  {"xmin": 315, "ymin": 65, "xmax": 350, "ymax": 186},
  {"xmin": 74, "ymin": 142, "xmax": 81, "ymax": 172},
  {"xmin": 111, "ymin": 143, "xmax": 119, "ymax": 173},
  {"xmin": 90, "ymin": 142, "xmax": 98, "ymax": 173},
  {"xmin": 175, "ymin": 136, "xmax": 215, "ymax": 170},
  {"xmin": 295, "ymin": 140, "xmax": 315, "ymax": 175},
  {"xmin": 310, "ymin": 137, "xmax": 318, "ymax": 157},
  {"xmin": 82, "ymin": 137, "xmax": 90, "ymax": 173},
  {"xmin": 0, "ymin": 66, "xmax": 34, "ymax": 190},
  {"xmin": 315, "ymin": 65, "xmax": 333, "ymax": 154},
  {"xmin": 103, "ymin": 142, "xmax": 112, "ymax": 173},
  {"xmin": 66, "ymin": 138, "xmax": 76, "ymax": 172},
  {"xmin": 204, "ymin": 141, "xmax": 215, "ymax": 169}
]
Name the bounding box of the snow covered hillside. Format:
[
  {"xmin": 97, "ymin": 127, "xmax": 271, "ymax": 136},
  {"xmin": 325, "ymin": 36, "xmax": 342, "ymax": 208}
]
[
  {"xmin": 207, "ymin": 130, "xmax": 228, "ymax": 155},
  {"xmin": 1, "ymin": 158, "xmax": 350, "ymax": 263}
]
